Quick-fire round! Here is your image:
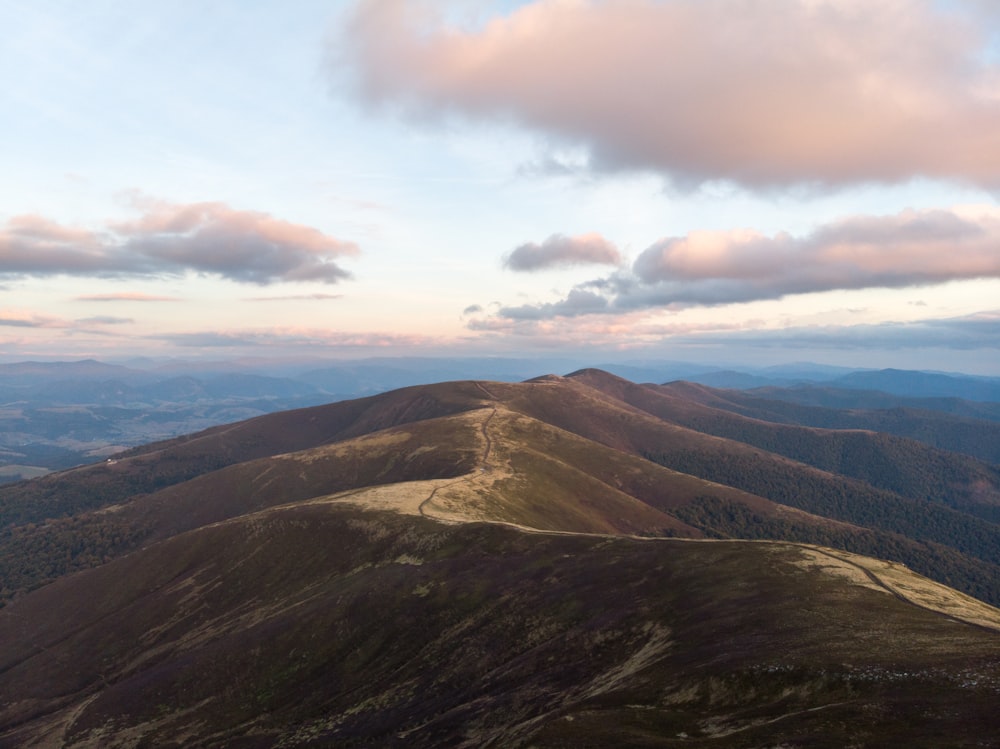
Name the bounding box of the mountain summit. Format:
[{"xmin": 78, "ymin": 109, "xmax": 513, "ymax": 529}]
[{"xmin": 2, "ymin": 372, "xmax": 999, "ymax": 746}]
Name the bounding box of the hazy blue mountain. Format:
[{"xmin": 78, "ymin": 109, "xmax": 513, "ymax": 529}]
[
  {"xmin": 831, "ymin": 368, "xmax": 1000, "ymax": 401},
  {"xmin": 681, "ymin": 369, "xmax": 785, "ymax": 389},
  {"xmin": 748, "ymin": 385, "xmax": 1000, "ymax": 422},
  {"xmin": 3, "ymin": 357, "xmax": 1000, "ymax": 484}
]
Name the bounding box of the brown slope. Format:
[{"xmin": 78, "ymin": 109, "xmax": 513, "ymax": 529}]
[
  {"xmin": 0, "ymin": 407, "xmax": 664, "ymax": 598},
  {"xmin": 476, "ymin": 372, "xmax": 1000, "ymax": 604},
  {"xmin": 5, "ymin": 371, "xmax": 1000, "ymax": 608},
  {"xmin": 461, "ymin": 407, "xmax": 840, "ymax": 531},
  {"xmin": 7, "ymin": 400, "xmax": 880, "ymax": 600},
  {"xmin": 0, "ymin": 372, "xmax": 841, "ymax": 531},
  {"xmin": 90, "ymin": 406, "xmax": 700, "ymax": 543},
  {"xmin": 119, "ymin": 392, "xmax": 856, "ymax": 545},
  {"xmin": 419, "ymin": 407, "xmax": 839, "ymax": 538},
  {"xmin": 0, "ymin": 380, "xmax": 493, "ymax": 527},
  {"xmin": 669, "ymin": 379, "xmax": 1000, "ymax": 465},
  {"xmin": 567, "ymin": 369, "xmax": 1000, "ymax": 522},
  {"xmin": 0, "ymin": 410, "xmax": 487, "ymax": 598},
  {"xmin": 2, "ymin": 502, "xmax": 1000, "ymax": 748}
]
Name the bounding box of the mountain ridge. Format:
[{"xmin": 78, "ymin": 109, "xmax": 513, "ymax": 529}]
[{"xmin": 2, "ymin": 369, "xmax": 1000, "ymax": 746}]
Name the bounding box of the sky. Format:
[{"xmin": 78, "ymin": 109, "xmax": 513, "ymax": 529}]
[{"xmin": 3, "ymin": 0, "xmax": 1000, "ymax": 373}]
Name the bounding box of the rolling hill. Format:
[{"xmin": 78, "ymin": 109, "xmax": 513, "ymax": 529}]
[
  {"xmin": 665, "ymin": 379, "xmax": 1000, "ymax": 463},
  {"xmin": 1, "ymin": 370, "xmax": 999, "ymax": 746}
]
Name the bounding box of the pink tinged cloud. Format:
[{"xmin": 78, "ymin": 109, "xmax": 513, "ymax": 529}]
[
  {"xmin": 633, "ymin": 207, "xmax": 1000, "ymax": 290},
  {"xmin": 340, "ymin": 0, "xmax": 1000, "ymax": 187},
  {"xmin": 156, "ymin": 329, "xmax": 437, "ymax": 350},
  {"xmin": 0, "ymin": 202, "xmax": 359, "ymax": 285},
  {"xmin": 75, "ymin": 292, "xmax": 180, "ymax": 302},
  {"xmin": 504, "ymin": 232, "xmax": 622, "ymax": 271},
  {"xmin": 243, "ymin": 293, "xmax": 344, "ymax": 302},
  {"xmin": 75, "ymin": 316, "xmax": 134, "ymax": 325},
  {"xmin": 671, "ymin": 310, "xmax": 1000, "ymax": 352},
  {"xmin": 0, "ymin": 309, "xmax": 69, "ymax": 329},
  {"xmin": 0, "ymin": 215, "xmax": 111, "ymax": 273},
  {"xmin": 494, "ymin": 205, "xmax": 1000, "ymax": 318},
  {"xmin": 465, "ymin": 307, "xmax": 737, "ymax": 351}
]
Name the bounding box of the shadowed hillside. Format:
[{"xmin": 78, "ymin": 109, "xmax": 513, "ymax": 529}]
[
  {"xmin": 3, "ymin": 505, "xmax": 1000, "ymax": 748},
  {"xmin": 571, "ymin": 370, "xmax": 1000, "ymax": 519},
  {"xmin": 2, "ymin": 371, "xmax": 1000, "ymax": 746},
  {"xmin": 661, "ymin": 379, "xmax": 1000, "ymax": 465},
  {"xmin": 5, "ymin": 372, "xmax": 1000, "ymax": 603}
]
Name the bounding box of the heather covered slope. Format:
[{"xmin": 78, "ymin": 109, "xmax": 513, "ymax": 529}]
[
  {"xmin": 0, "ymin": 403, "xmax": 821, "ymax": 599},
  {"xmin": 4, "ymin": 372, "xmax": 1000, "ymax": 606},
  {"xmin": 3, "ymin": 372, "xmax": 1000, "ymax": 746},
  {"xmin": 659, "ymin": 378, "xmax": 1000, "ymax": 465},
  {"xmin": 2, "ymin": 503, "xmax": 1000, "ymax": 748},
  {"xmin": 570, "ymin": 369, "xmax": 1000, "ymax": 519}
]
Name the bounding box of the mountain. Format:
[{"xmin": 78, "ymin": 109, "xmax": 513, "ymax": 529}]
[
  {"xmin": 0, "ymin": 359, "xmax": 148, "ymax": 386},
  {"xmin": 678, "ymin": 364, "xmax": 1000, "ymax": 399},
  {"xmin": 8, "ymin": 357, "xmax": 1000, "ymax": 484},
  {"xmin": 747, "ymin": 383, "xmax": 1000, "ymax": 422},
  {"xmin": 658, "ymin": 380, "xmax": 1000, "ymax": 464},
  {"xmin": 0, "ymin": 357, "xmax": 573, "ymax": 481},
  {"xmin": 680, "ymin": 369, "xmax": 782, "ymax": 389},
  {"xmin": 593, "ymin": 375, "xmax": 1000, "ymax": 517},
  {"xmin": 2, "ymin": 371, "xmax": 1000, "ymax": 746},
  {"xmin": 830, "ymin": 368, "xmax": 1000, "ymax": 402}
]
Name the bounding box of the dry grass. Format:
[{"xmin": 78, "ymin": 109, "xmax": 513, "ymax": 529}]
[
  {"xmin": 319, "ymin": 405, "xmax": 1000, "ymax": 634},
  {"xmin": 813, "ymin": 547, "xmax": 1000, "ymax": 631}
]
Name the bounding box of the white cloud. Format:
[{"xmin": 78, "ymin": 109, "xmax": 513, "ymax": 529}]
[
  {"xmin": 339, "ymin": 0, "xmax": 1000, "ymax": 188},
  {"xmin": 504, "ymin": 232, "xmax": 622, "ymax": 271},
  {"xmin": 493, "ymin": 206, "xmax": 1000, "ymax": 318},
  {"xmin": 0, "ymin": 200, "xmax": 360, "ymax": 285}
]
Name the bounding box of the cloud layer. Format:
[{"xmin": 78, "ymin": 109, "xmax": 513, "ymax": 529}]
[
  {"xmin": 487, "ymin": 206, "xmax": 1000, "ymax": 319},
  {"xmin": 670, "ymin": 311, "xmax": 1000, "ymax": 352},
  {"xmin": 0, "ymin": 309, "xmax": 66, "ymax": 329},
  {"xmin": 75, "ymin": 292, "xmax": 180, "ymax": 302},
  {"xmin": 0, "ymin": 201, "xmax": 359, "ymax": 285},
  {"xmin": 340, "ymin": 0, "xmax": 1000, "ymax": 188},
  {"xmin": 504, "ymin": 232, "xmax": 621, "ymax": 271},
  {"xmin": 467, "ymin": 303, "xmax": 1000, "ymax": 364}
]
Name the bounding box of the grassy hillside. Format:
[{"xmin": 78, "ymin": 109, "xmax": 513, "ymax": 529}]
[
  {"xmin": 662, "ymin": 379, "xmax": 1000, "ymax": 464},
  {"xmin": 4, "ymin": 371, "xmax": 1000, "ymax": 745},
  {"xmin": 569, "ymin": 370, "xmax": 1000, "ymax": 520},
  {"xmin": 4, "ymin": 371, "xmax": 1000, "ymax": 609},
  {"xmin": 3, "ymin": 503, "xmax": 1000, "ymax": 748}
]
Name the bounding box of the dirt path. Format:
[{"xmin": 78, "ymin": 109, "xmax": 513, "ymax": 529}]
[
  {"xmin": 417, "ymin": 406, "xmax": 497, "ymax": 519},
  {"xmin": 479, "ymin": 408, "xmax": 496, "ymax": 468},
  {"xmin": 417, "ymin": 478, "xmax": 470, "ymax": 519},
  {"xmin": 304, "ymin": 383, "xmax": 1000, "ymax": 633},
  {"xmin": 809, "ymin": 547, "xmax": 913, "ymax": 603},
  {"xmin": 805, "ymin": 546, "xmax": 1000, "ymax": 633},
  {"xmin": 474, "ymin": 381, "xmax": 496, "ymax": 401}
]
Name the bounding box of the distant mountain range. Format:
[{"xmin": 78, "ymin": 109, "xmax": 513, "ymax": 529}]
[
  {"xmin": 2, "ymin": 369, "xmax": 1000, "ymax": 746},
  {"xmin": 2, "ymin": 357, "xmax": 1000, "ymax": 483}
]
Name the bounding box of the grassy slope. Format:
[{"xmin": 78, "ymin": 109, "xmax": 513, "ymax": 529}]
[
  {"xmin": 746, "ymin": 383, "xmax": 1000, "ymax": 424},
  {"xmin": 2, "ymin": 503, "xmax": 1000, "ymax": 748},
  {"xmin": 528, "ymin": 371, "xmax": 1000, "ymax": 602},
  {"xmin": 5, "ymin": 372, "xmax": 1000, "ymax": 608},
  {"xmin": 2, "ymin": 398, "xmax": 890, "ymax": 602},
  {"xmin": 572, "ymin": 370, "xmax": 1000, "ymax": 519},
  {"xmin": 0, "ymin": 380, "xmax": 493, "ymax": 528},
  {"xmin": 4, "ymin": 374, "xmax": 1000, "ymax": 745}
]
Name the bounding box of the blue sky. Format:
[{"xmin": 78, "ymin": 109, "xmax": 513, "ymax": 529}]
[{"xmin": 2, "ymin": 0, "xmax": 1000, "ymax": 373}]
